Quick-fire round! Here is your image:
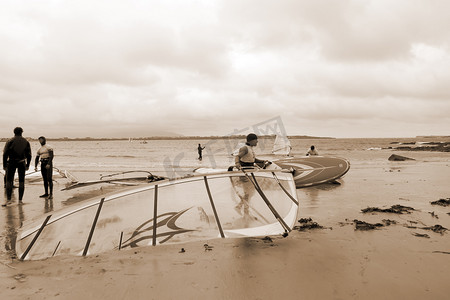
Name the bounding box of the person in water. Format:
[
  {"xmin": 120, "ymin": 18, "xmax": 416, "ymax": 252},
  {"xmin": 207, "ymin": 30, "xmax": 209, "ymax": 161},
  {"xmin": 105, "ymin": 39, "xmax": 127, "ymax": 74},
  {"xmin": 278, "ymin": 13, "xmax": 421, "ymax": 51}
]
[
  {"xmin": 234, "ymin": 133, "xmax": 270, "ymax": 169},
  {"xmin": 306, "ymin": 145, "xmax": 319, "ymax": 156},
  {"xmin": 2, "ymin": 127, "xmax": 32, "ymax": 205},
  {"xmin": 197, "ymin": 144, "xmax": 205, "ymax": 160},
  {"xmin": 35, "ymin": 136, "xmax": 54, "ymax": 199}
]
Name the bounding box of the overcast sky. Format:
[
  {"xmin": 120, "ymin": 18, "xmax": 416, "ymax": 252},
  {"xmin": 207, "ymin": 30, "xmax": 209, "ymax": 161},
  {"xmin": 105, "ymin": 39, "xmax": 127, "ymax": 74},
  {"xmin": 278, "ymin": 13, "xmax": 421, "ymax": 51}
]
[{"xmin": 1, "ymin": 0, "xmax": 449, "ymax": 138}]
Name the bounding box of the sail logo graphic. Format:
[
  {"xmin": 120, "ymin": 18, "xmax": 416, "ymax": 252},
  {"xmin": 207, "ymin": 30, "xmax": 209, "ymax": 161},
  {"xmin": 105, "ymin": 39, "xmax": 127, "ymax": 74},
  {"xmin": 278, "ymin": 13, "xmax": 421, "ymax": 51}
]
[{"xmin": 120, "ymin": 208, "xmax": 195, "ymax": 248}]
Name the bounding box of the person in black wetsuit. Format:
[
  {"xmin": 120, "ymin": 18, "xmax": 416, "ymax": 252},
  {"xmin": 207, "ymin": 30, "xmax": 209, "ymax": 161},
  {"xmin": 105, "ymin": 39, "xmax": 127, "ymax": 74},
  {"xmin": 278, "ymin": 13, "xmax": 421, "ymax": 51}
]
[
  {"xmin": 2, "ymin": 127, "xmax": 32, "ymax": 205},
  {"xmin": 197, "ymin": 144, "xmax": 205, "ymax": 160},
  {"xmin": 35, "ymin": 136, "xmax": 54, "ymax": 199}
]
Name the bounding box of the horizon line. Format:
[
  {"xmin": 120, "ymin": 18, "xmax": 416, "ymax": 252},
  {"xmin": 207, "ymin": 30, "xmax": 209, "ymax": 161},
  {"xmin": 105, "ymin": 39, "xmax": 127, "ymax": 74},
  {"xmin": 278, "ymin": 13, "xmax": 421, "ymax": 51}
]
[{"xmin": 1, "ymin": 135, "xmax": 448, "ymax": 141}]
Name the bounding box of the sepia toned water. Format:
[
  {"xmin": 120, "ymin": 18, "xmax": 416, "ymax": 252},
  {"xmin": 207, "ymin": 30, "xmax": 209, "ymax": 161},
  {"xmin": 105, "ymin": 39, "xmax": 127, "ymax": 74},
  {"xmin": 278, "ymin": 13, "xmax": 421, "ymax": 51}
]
[
  {"xmin": 11, "ymin": 136, "xmax": 449, "ymax": 175},
  {"xmin": 1, "ymin": 136, "xmax": 450, "ymax": 262}
]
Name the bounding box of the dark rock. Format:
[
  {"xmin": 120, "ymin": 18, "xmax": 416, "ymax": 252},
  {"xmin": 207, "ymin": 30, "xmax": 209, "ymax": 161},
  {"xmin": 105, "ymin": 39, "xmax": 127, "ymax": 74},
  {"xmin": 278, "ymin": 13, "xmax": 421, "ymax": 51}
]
[{"xmin": 388, "ymin": 154, "xmax": 415, "ymax": 161}]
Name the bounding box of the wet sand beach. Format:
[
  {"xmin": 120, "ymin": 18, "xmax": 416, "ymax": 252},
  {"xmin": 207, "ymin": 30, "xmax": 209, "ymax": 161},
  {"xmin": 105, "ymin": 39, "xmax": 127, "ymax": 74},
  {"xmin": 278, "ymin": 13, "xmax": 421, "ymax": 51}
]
[{"xmin": 1, "ymin": 144, "xmax": 449, "ymax": 299}]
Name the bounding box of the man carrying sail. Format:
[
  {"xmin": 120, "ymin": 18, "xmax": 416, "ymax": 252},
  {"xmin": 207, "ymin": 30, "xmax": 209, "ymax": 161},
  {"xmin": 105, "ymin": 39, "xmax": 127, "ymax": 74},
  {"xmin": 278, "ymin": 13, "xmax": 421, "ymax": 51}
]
[
  {"xmin": 235, "ymin": 133, "xmax": 270, "ymax": 170},
  {"xmin": 232, "ymin": 133, "xmax": 272, "ymax": 218}
]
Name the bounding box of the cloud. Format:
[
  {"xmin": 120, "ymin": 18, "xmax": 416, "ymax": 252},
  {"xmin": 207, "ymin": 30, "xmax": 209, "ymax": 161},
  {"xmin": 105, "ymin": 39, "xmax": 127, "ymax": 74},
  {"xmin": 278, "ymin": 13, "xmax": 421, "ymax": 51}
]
[{"xmin": 0, "ymin": 0, "xmax": 449, "ymax": 138}]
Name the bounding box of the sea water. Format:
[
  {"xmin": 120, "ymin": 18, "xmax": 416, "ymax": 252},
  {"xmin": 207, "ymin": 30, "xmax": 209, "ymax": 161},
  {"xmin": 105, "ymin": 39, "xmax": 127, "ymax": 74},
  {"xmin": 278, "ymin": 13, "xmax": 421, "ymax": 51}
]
[{"xmin": 26, "ymin": 136, "xmax": 450, "ymax": 177}]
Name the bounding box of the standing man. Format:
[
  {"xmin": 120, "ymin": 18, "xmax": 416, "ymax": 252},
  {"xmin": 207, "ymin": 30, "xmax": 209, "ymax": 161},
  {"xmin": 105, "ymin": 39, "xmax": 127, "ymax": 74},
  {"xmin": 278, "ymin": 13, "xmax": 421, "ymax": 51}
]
[
  {"xmin": 197, "ymin": 144, "xmax": 205, "ymax": 160},
  {"xmin": 35, "ymin": 136, "xmax": 54, "ymax": 199},
  {"xmin": 2, "ymin": 127, "xmax": 32, "ymax": 205}
]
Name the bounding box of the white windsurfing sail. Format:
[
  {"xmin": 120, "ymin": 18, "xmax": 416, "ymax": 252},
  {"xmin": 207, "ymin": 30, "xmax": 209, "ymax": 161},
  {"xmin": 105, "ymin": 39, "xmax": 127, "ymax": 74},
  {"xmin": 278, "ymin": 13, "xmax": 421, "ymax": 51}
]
[
  {"xmin": 272, "ymin": 135, "xmax": 291, "ymax": 156},
  {"xmin": 16, "ymin": 170, "xmax": 298, "ymax": 260}
]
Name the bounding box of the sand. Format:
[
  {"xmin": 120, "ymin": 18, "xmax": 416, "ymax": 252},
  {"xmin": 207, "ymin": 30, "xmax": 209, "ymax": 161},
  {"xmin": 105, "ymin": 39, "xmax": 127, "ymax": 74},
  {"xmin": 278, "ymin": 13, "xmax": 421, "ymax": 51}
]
[{"xmin": 1, "ymin": 154, "xmax": 450, "ymax": 299}]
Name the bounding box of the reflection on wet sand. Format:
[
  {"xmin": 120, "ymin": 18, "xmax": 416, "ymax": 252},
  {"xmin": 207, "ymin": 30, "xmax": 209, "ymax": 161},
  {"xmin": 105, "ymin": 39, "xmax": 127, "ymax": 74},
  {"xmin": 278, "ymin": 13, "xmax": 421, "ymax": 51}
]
[
  {"xmin": 61, "ymin": 186, "xmax": 123, "ymax": 206},
  {"xmin": 301, "ymin": 180, "xmax": 345, "ymax": 204},
  {"xmin": 44, "ymin": 198, "xmax": 54, "ymax": 214},
  {"xmin": 3, "ymin": 199, "xmax": 25, "ymax": 259}
]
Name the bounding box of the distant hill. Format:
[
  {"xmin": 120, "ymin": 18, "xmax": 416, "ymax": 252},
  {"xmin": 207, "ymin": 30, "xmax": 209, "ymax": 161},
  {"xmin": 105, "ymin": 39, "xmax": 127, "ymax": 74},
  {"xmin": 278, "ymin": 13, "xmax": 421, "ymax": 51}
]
[
  {"xmin": 289, "ymin": 135, "xmax": 335, "ymax": 139},
  {"xmin": 0, "ymin": 134, "xmax": 333, "ymax": 142}
]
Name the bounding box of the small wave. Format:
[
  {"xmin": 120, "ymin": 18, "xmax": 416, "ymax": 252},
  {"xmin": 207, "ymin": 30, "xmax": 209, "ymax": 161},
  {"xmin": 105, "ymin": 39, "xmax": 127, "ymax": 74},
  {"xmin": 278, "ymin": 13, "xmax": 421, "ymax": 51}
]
[{"xmin": 105, "ymin": 155, "xmax": 136, "ymax": 158}]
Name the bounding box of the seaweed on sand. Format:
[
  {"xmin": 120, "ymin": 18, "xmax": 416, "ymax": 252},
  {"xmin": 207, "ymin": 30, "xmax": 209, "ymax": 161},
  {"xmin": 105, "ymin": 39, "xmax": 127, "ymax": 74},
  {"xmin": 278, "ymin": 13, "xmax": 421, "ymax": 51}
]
[
  {"xmin": 382, "ymin": 219, "xmax": 397, "ymax": 226},
  {"xmin": 353, "ymin": 219, "xmax": 384, "ymax": 231},
  {"xmin": 433, "ymin": 251, "xmax": 450, "ymax": 254},
  {"xmin": 294, "ymin": 218, "xmax": 329, "ymax": 231},
  {"xmin": 412, "ymin": 232, "xmax": 430, "ymax": 238},
  {"xmin": 430, "ymin": 198, "xmax": 450, "ymax": 207},
  {"xmin": 298, "ymin": 218, "xmax": 313, "ymax": 223},
  {"xmin": 203, "ymin": 244, "xmax": 214, "ymax": 251},
  {"xmin": 429, "ymin": 211, "xmax": 439, "ymax": 219},
  {"xmin": 261, "ymin": 236, "xmax": 273, "ymax": 243},
  {"xmin": 361, "ymin": 204, "xmax": 415, "ymax": 214},
  {"xmin": 419, "ymin": 225, "xmax": 448, "ymax": 235}
]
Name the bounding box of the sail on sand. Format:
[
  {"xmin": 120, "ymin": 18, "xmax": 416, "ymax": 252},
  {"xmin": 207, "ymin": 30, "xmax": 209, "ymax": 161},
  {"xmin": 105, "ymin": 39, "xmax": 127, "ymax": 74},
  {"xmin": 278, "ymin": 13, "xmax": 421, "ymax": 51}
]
[{"xmin": 16, "ymin": 170, "xmax": 298, "ymax": 260}]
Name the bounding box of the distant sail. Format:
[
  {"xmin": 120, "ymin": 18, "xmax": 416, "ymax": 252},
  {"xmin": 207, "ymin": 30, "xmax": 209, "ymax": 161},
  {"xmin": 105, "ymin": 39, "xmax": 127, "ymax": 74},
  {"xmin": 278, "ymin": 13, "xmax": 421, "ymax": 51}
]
[{"xmin": 272, "ymin": 135, "xmax": 292, "ymax": 156}]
